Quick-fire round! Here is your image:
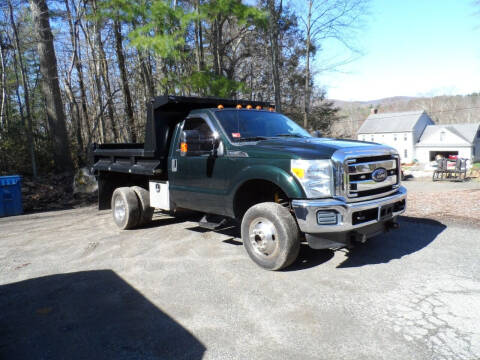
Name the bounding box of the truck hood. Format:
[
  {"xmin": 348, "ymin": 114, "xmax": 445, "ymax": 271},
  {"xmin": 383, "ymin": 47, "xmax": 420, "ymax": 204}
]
[{"xmin": 238, "ymin": 137, "xmax": 396, "ymax": 159}]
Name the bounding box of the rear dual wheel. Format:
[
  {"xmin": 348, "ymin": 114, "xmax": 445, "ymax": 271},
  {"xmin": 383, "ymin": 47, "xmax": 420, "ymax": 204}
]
[{"xmin": 111, "ymin": 187, "xmax": 154, "ymax": 230}]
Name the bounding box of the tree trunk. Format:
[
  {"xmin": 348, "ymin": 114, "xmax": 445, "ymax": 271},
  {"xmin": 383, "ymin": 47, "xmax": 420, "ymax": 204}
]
[
  {"xmin": 113, "ymin": 19, "xmax": 137, "ymax": 142},
  {"xmin": 303, "ymin": 0, "xmax": 312, "ymax": 129},
  {"xmin": 0, "ymin": 36, "xmax": 7, "ymax": 129},
  {"xmin": 267, "ymin": 0, "xmax": 282, "ymax": 113},
  {"xmin": 8, "ymin": 32, "xmax": 25, "ymax": 128},
  {"xmin": 92, "ymin": 0, "xmax": 118, "ymax": 142},
  {"xmin": 194, "ymin": 0, "xmax": 202, "ymax": 72},
  {"xmin": 64, "ymin": 0, "xmax": 85, "ymax": 165},
  {"xmin": 29, "ymin": 0, "xmax": 73, "ymax": 174},
  {"xmin": 212, "ymin": 18, "xmax": 220, "ymax": 75},
  {"xmin": 79, "ymin": 15, "xmax": 106, "ymax": 143},
  {"xmin": 10, "ymin": 0, "xmax": 38, "ymax": 177}
]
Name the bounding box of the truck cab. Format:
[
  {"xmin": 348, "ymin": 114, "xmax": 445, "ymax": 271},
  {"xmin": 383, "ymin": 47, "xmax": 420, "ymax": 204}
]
[{"xmin": 92, "ymin": 96, "xmax": 407, "ymax": 270}]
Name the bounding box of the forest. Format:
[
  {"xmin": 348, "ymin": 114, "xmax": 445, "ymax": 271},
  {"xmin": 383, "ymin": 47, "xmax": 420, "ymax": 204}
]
[{"xmin": 0, "ymin": 0, "xmax": 368, "ymax": 177}]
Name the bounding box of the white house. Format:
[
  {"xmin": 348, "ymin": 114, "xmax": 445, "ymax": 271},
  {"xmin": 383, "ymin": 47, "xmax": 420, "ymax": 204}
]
[
  {"xmin": 357, "ymin": 109, "xmax": 480, "ymax": 164},
  {"xmin": 357, "ymin": 110, "xmax": 434, "ymax": 163},
  {"xmin": 415, "ymin": 123, "xmax": 480, "ymax": 163}
]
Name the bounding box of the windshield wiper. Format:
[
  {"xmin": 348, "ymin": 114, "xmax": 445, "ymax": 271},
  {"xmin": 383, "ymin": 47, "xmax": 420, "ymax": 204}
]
[
  {"xmin": 235, "ymin": 136, "xmax": 269, "ymax": 142},
  {"xmin": 273, "ymin": 133, "xmax": 306, "ymax": 138}
]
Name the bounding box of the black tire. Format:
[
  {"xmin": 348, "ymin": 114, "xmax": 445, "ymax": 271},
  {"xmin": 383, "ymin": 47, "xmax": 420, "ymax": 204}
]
[
  {"xmin": 131, "ymin": 186, "xmax": 154, "ymax": 225},
  {"xmin": 111, "ymin": 187, "xmax": 140, "ymax": 230},
  {"xmin": 241, "ymin": 202, "xmax": 300, "ymax": 270}
]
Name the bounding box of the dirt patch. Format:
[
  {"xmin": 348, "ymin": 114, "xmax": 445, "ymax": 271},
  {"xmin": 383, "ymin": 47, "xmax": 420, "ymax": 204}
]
[{"xmin": 21, "ymin": 173, "xmax": 97, "ymax": 213}]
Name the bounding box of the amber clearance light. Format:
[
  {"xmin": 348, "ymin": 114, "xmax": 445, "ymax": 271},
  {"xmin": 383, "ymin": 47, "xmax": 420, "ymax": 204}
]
[
  {"xmin": 236, "ymin": 104, "xmax": 242, "ymax": 109},
  {"xmin": 180, "ymin": 142, "xmax": 188, "ymax": 153}
]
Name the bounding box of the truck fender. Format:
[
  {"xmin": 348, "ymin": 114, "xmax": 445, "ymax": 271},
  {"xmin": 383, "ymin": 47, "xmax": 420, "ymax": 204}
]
[{"xmin": 226, "ymin": 165, "xmax": 304, "ymax": 216}]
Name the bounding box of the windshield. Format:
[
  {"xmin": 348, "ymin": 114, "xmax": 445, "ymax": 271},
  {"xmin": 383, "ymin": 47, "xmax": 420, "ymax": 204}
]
[{"xmin": 214, "ymin": 110, "xmax": 311, "ymax": 142}]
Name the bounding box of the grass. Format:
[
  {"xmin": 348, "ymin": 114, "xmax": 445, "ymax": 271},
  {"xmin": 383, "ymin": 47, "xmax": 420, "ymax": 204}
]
[{"xmin": 472, "ymin": 162, "xmax": 480, "ymax": 170}]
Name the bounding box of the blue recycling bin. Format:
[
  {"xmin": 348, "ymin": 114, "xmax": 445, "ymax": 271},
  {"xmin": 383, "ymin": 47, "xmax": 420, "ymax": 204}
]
[{"xmin": 0, "ymin": 175, "xmax": 23, "ymax": 217}]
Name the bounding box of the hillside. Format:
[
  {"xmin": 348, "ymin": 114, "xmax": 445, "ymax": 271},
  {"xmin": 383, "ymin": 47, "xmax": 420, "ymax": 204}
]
[{"xmin": 329, "ymin": 93, "xmax": 480, "ymax": 138}]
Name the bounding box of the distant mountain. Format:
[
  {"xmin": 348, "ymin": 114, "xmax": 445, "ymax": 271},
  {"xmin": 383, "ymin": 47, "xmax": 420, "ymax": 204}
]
[{"xmin": 329, "ymin": 96, "xmax": 420, "ymax": 109}]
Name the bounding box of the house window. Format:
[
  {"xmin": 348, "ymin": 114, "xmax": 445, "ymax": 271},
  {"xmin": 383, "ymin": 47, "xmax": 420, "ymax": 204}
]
[
  {"xmin": 404, "ymin": 134, "xmax": 407, "ymax": 141},
  {"xmin": 440, "ymin": 131, "xmax": 445, "ymax": 142},
  {"xmin": 404, "ymin": 149, "xmax": 408, "ymax": 158},
  {"xmin": 394, "ymin": 134, "xmax": 397, "ymax": 141},
  {"xmin": 371, "ymin": 136, "xmax": 374, "ymax": 142},
  {"xmin": 362, "ymin": 136, "xmax": 365, "ymax": 141}
]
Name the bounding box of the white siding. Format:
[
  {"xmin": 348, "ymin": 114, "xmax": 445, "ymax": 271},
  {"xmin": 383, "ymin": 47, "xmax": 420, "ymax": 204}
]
[
  {"xmin": 357, "ymin": 132, "xmax": 414, "ymax": 163},
  {"xmin": 415, "ymin": 126, "xmax": 476, "ymax": 162},
  {"xmin": 418, "ymin": 126, "xmax": 471, "ymax": 146}
]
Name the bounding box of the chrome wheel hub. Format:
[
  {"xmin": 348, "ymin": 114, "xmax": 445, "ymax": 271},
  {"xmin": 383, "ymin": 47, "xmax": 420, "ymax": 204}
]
[
  {"xmin": 249, "ymin": 218, "xmax": 277, "ymax": 257},
  {"xmin": 114, "ymin": 197, "xmax": 126, "ymax": 222}
]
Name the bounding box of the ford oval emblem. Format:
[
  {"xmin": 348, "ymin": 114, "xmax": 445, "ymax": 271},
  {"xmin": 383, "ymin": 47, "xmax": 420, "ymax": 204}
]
[{"xmin": 372, "ymin": 168, "xmax": 388, "ymax": 182}]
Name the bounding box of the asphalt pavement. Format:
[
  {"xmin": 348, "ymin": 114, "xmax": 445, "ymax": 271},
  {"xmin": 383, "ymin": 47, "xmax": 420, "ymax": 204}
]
[{"xmin": 1, "ymin": 206, "xmax": 479, "ymax": 359}]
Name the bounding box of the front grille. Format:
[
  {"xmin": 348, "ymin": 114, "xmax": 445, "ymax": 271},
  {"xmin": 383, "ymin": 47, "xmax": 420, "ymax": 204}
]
[{"xmin": 344, "ymin": 155, "xmax": 400, "ymax": 201}]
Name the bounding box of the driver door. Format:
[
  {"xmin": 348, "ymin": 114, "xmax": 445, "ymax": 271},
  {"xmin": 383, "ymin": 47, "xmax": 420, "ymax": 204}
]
[{"xmin": 169, "ymin": 116, "xmax": 226, "ymax": 214}]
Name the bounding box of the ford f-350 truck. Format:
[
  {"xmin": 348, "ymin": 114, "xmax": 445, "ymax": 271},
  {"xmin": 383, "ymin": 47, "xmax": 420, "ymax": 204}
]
[{"xmin": 91, "ymin": 96, "xmax": 406, "ymax": 270}]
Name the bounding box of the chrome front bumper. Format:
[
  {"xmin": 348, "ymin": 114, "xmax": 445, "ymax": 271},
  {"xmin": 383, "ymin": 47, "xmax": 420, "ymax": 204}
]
[{"xmin": 292, "ymin": 186, "xmax": 407, "ymax": 234}]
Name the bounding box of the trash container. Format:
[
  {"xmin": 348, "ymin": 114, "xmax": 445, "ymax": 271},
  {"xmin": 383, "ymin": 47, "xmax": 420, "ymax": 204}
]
[{"xmin": 0, "ymin": 175, "xmax": 23, "ymax": 217}]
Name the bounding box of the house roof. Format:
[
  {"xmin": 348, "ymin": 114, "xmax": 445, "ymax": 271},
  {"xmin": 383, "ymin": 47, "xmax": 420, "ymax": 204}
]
[
  {"xmin": 417, "ymin": 123, "xmax": 480, "ymax": 145},
  {"xmin": 358, "ymin": 110, "xmax": 427, "ymax": 134}
]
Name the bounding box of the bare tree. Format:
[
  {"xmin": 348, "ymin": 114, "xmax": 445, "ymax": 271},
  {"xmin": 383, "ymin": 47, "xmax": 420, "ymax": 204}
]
[
  {"xmin": 0, "ymin": 34, "xmax": 7, "ymax": 129},
  {"xmin": 267, "ymin": 0, "xmax": 283, "ymax": 112},
  {"xmin": 299, "ymin": 0, "xmax": 368, "ymax": 129},
  {"xmin": 29, "ymin": 0, "xmax": 73, "ymax": 173},
  {"xmin": 8, "ymin": 0, "xmax": 37, "ymax": 177},
  {"xmin": 113, "ymin": 19, "xmax": 136, "ymax": 142}
]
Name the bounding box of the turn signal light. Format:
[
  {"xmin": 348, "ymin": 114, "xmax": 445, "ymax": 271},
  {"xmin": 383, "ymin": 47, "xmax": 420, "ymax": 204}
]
[
  {"xmin": 236, "ymin": 104, "xmax": 242, "ymax": 109},
  {"xmin": 180, "ymin": 142, "xmax": 188, "ymax": 153}
]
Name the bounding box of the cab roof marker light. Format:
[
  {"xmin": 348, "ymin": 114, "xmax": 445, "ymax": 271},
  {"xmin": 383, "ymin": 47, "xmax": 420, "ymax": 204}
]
[
  {"xmin": 268, "ymin": 107, "xmax": 275, "ymax": 112},
  {"xmin": 217, "ymin": 104, "xmax": 224, "ymax": 109},
  {"xmin": 236, "ymin": 104, "xmax": 242, "ymax": 109},
  {"xmin": 256, "ymin": 105, "xmax": 262, "ymax": 110},
  {"xmin": 246, "ymin": 105, "xmax": 253, "ymax": 109}
]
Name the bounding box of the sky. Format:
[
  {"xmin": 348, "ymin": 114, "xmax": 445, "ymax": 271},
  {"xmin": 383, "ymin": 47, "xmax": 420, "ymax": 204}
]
[{"xmin": 317, "ymin": 0, "xmax": 480, "ymax": 101}]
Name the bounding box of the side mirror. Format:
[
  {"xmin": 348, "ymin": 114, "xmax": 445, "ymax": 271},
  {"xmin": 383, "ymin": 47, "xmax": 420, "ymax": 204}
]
[{"xmin": 180, "ymin": 130, "xmax": 216, "ymax": 157}]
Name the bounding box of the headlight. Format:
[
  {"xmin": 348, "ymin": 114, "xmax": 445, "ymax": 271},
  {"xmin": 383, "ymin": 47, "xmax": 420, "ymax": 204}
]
[{"xmin": 291, "ymin": 159, "xmax": 333, "ymax": 198}]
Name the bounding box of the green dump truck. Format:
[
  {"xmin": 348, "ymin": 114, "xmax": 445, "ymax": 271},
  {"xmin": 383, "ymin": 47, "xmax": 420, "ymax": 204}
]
[{"xmin": 91, "ymin": 96, "xmax": 406, "ymax": 270}]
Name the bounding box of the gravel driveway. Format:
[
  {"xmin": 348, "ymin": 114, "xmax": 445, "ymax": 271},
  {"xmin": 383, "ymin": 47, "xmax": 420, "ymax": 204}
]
[
  {"xmin": 1, "ymin": 200, "xmax": 480, "ymax": 359},
  {"xmin": 403, "ymin": 179, "xmax": 480, "ymax": 225}
]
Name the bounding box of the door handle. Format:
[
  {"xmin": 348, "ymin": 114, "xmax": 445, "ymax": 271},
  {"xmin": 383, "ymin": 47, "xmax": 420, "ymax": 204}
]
[{"xmin": 172, "ymin": 158, "xmax": 177, "ymax": 172}]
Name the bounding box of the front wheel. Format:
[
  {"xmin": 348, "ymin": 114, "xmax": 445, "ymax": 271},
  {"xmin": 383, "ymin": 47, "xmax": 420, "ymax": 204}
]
[{"xmin": 241, "ymin": 202, "xmax": 300, "ymax": 270}]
